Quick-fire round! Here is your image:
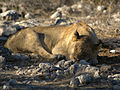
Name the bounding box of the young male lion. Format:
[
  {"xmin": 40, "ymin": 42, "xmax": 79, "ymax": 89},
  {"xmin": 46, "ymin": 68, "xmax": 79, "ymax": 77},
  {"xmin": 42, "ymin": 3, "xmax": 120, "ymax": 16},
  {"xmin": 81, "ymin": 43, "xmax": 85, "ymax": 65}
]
[{"xmin": 4, "ymin": 22, "xmax": 100, "ymax": 64}]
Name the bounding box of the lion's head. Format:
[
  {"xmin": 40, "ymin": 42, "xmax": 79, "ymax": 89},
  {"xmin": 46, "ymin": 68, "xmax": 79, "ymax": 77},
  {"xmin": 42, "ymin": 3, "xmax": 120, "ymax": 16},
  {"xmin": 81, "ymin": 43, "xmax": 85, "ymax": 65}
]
[{"xmin": 69, "ymin": 23, "xmax": 101, "ymax": 64}]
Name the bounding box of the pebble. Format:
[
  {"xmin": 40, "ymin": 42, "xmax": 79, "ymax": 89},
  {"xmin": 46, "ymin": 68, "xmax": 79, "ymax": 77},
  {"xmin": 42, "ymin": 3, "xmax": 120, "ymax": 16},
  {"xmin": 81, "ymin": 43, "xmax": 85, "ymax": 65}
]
[
  {"xmin": 12, "ymin": 53, "xmax": 30, "ymax": 60},
  {"xmin": 70, "ymin": 78, "xmax": 80, "ymax": 87},
  {"xmin": 77, "ymin": 74, "xmax": 92, "ymax": 85},
  {"xmin": 14, "ymin": 66, "xmax": 19, "ymax": 69},
  {"xmin": 8, "ymin": 79, "xmax": 17, "ymax": 85},
  {"xmin": 0, "ymin": 56, "xmax": 5, "ymax": 67},
  {"xmin": 69, "ymin": 64, "xmax": 78, "ymax": 74},
  {"xmin": 25, "ymin": 13, "xmax": 34, "ymax": 19},
  {"xmin": 64, "ymin": 60, "xmax": 74, "ymax": 68},
  {"xmin": 110, "ymin": 50, "xmax": 116, "ymax": 53},
  {"xmin": 56, "ymin": 70, "xmax": 63, "ymax": 76},
  {"xmin": 79, "ymin": 60, "xmax": 89, "ymax": 65},
  {"xmin": 113, "ymin": 84, "xmax": 120, "ymax": 90},
  {"xmin": 100, "ymin": 64, "xmax": 111, "ymax": 71},
  {"xmin": 55, "ymin": 60, "xmax": 65, "ymax": 68},
  {"xmin": 2, "ymin": 83, "xmax": 11, "ymax": 90},
  {"xmin": 110, "ymin": 50, "xmax": 120, "ymax": 54},
  {"xmin": 0, "ymin": 36, "xmax": 8, "ymax": 41}
]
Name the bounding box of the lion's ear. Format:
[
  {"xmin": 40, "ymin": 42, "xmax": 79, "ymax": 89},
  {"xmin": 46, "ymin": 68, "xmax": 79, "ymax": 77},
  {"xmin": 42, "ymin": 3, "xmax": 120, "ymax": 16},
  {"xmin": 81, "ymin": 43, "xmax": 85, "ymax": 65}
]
[{"xmin": 72, "ymin": 31, "xmax": 79, "ymax": 41}]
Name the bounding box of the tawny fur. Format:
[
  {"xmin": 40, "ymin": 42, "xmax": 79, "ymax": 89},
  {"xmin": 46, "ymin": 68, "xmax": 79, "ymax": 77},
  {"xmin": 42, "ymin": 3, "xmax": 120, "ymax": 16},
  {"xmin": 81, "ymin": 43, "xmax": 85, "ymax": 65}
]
[{"xmin": 4, "ymin": 22, "xmax": 100, "ymax": 64}]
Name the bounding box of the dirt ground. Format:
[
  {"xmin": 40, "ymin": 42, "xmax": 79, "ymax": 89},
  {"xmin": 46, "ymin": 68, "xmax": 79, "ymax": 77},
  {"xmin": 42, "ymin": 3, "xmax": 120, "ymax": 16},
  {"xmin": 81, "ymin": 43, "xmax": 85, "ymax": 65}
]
[
  {"xmin": 0, "ymin": 16, "xmax": 120, "ymax": 90},
  {"xmin": 0, "ymin": 0, "xmax": 120, "ymax": 89}
]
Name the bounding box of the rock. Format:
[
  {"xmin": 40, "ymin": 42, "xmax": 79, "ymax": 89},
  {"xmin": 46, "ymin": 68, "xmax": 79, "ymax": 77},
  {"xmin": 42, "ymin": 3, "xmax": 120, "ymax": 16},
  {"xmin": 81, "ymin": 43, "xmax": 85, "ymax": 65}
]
[
  {"xmin": 2, "ymin": 79, "xmax": 16, "ymax": 89},
  {"xmin": 113, "ymin": 84, "xmax": 120, "ymax": 90},
  {"xmin": 94, "ymin": 70, "xmax": 100, "ymax": 79},
  {"xmin": 8, "ymin": 79, "xmax": 17, "ymax": 86},
  {"xmin": 97, "ymin": 5, "xmax": 105, "ymax": 11},
  {"xmin": 110, "ymin": 50, "xmax": 120, "ymax": 54},
  {"xmin": 77, "ymin": 74, "xmax": 93, "ymax": 85},
  {"xmin": 16, "ymin": 68, "xmax": 24, "ymax": 75},
  {"xmin": 2, "ymin": 83, "xmax": 11, "ymax": 90},
  {"xmin": 25, "ymin": 13, "xmax": 34, "ymax": 19},
  {"xmin": 79, "ymin": 60, "xmax": 89, "ymax": 65},
  {"xmin": 64, "ymin": 60, "xmax": 74, "ymax": 69},
  {"xmin": 16, "ymin": 63, "xmax": 58, "ymax": 78},
  {"xmin": 57, "ymin": 5, "xmax": 71, "ymax": 17},
  {"xmin": 100, "ymin": 64, "xmax": 112, "ymax": 72},
  {"xmin": 112, "ymin": 12, "xmax": 120, "ymax": 22},
  {"xmin": 50, "ymin": 11, "xmax": 62, "ymax": 19},
  {"xmin": 65, "ymin": 64, "xmax": 86, "ymax": 76},
  {"xmin": 15, "ymin": 19, "xmax": 42, "ymax": 28},
  {"xmin": 112, "ymin": 12, "xmax": 120, "ymax": 18},
  {"xmin": 64, "ymin": 69, "xmax": 70, "ymax": 76},
  {"xmin": 39, "ymin": 63, "xmax": 54, "ymax": 70},
  {"xmin": 55, "ymin": 59, "xmax": 65, "ymax": 69},
  {"xmin": 56, "ymin": 70, "xmax": 63, "ymax": 76},
  {"xmin": 103, "ymin": 10, "xmax": 107, "ymax": 14},
  {"xmin": 51, "ymin": 72, "xmax": 57, "ymax": 80},
  {"xmin": 0, "ymin": 20, "xmax": 25, "ymax": 36},
  {"xmin": 2, "ymin": 6, "xmax": 9, "ymax": 12},
  {"xmin": 110, "ymin": 50, "xmax": 116, "ymax": 53},
  {"xmin": 56, "ymin": 60, "xmax": 74, "ymax": 69},
  {"xmin": 0, "ymin": 46, "xmax": 12, "ymax": 57},
  {"xmin": 0, "ymin": 36, "xmax": 8, "ymax": 41},
  {"xmin": 68, "ymin": 64, "xmax": 78, "ymax": 75},
  {"xmin": 0, "ymin": 24, "xmax": 24, "ymax": 36},
  {"xmin": 11, "ymin": 53, "xmax": 30, "ymax": 61},
  {"xmin": 0, "ymin": 26, "xmax": 16, "ymax": 36},
  {"xmin": 108, "ymin": 74, "xmax": 120, "ymax": 78},
  {"xmin": 70, "ymin": 78, "xmax": 80, "ymax": 87},
  {"xmin": 37, "ymin": 63, "xmax": 57, "ymax": 77},
  {"xmin": 85, "ymin": 65, "xmax": 100, "ymax": 78},
  {"xmin": 0, "ymin": 56, "xmax": 5, "ymax": 67},
  {"xmin": 108, "ymin": 74, "xmax": 120, "ymax": 85},
  {"xmin": 0, "ymin": 27, "xmax": 3, "ymax": 36},
  {"xmin": 71, "ymin": 2, "xmax": 83, "ymax": 12},
  {"xmin": 19, "ymin": 11, "xmax": 25, "ymax": 18},
  {"xmin": 50, "ymin": 11, "xmax": 71, "ymax": 25},
  {"xmin": 0, "ymin": 10, "xmax": 19, "ymax": 20},
  {"xmin": 14, "ymin": 66, "xmax": 19, "ymax": 69},
  {"xmin": 54, "ymin": 18, "xmax": 68, "ymax": 25},
  {"xmin": 88, "ymin": 58, "xmax": 98, "ymax": 65}
]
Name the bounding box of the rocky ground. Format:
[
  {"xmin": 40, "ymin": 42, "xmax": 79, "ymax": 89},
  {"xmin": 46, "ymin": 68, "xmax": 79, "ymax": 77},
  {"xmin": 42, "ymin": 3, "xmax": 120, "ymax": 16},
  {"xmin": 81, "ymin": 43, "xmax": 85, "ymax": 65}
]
[{"xmin": 0, "ymin": 0, "xmax": 120, "ymax": 90}]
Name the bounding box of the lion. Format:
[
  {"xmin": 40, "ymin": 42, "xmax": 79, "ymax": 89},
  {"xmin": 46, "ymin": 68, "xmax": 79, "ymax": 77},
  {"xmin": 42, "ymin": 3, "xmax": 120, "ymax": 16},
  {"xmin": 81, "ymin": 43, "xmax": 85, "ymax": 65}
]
[{"xmin": 4, "ymin": 22, "xmax": 101, "ymax": 64}]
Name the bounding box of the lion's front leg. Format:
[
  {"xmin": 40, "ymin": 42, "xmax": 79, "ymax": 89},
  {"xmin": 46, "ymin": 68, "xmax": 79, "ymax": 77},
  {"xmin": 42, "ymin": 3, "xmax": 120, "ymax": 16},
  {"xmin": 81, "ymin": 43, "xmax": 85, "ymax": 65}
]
[
  {"xmin": 37, "ymin": 46, "xmax": 65, "ymax": 60},
  {"xmin": 51, "ymin": 43, "xmax": 66, "ymax": 60}
]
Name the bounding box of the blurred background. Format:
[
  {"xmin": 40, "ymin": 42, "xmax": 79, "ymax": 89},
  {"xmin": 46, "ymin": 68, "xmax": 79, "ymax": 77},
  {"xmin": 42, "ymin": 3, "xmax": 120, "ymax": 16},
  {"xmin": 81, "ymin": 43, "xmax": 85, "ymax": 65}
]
[
  {"xmin": 0, "ymin": 0, "xmax": 120, "ymax": 39},
  {"xmin": 0, "ymin": 0, "xmax": 120, "ymax": 18}
]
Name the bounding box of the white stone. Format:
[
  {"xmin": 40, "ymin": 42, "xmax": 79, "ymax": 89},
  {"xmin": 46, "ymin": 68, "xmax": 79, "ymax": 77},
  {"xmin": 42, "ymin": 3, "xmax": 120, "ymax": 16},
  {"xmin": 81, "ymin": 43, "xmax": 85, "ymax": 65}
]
[
  {"xmin": 0, "ymin": 10, "xmax": 19, "ymax": 20},
  {"xmin": 0, "ymin": 56, "xmax": 5, "ymax": 67},
  {"xmin": 77, "ymin": 74, "xmax": 92, "ymax": 84},
  {"xmin": 39, "ymin": 63, "xmax": 52, "ymax": 69},
  {"xmin": 25, "ymin": 13, "xmax": 34, "ymax": 19},
  {"xmin": 97, "ymin": 6, "xmax": 104, "ymax": 11},
  {"xmin": 0, "ymin": 28, "xmax": 3, "ymax": 36},
  {"xmin": 50, "ymin": 11, "xmax": 62, "ymax": 19},
  {"xmin": 2, "ymin": 83, "xmax": 11, "ymax": 90},
  {"xmin": 110, "ymin": 50, "xmax": 116, "ymax": 53}
]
